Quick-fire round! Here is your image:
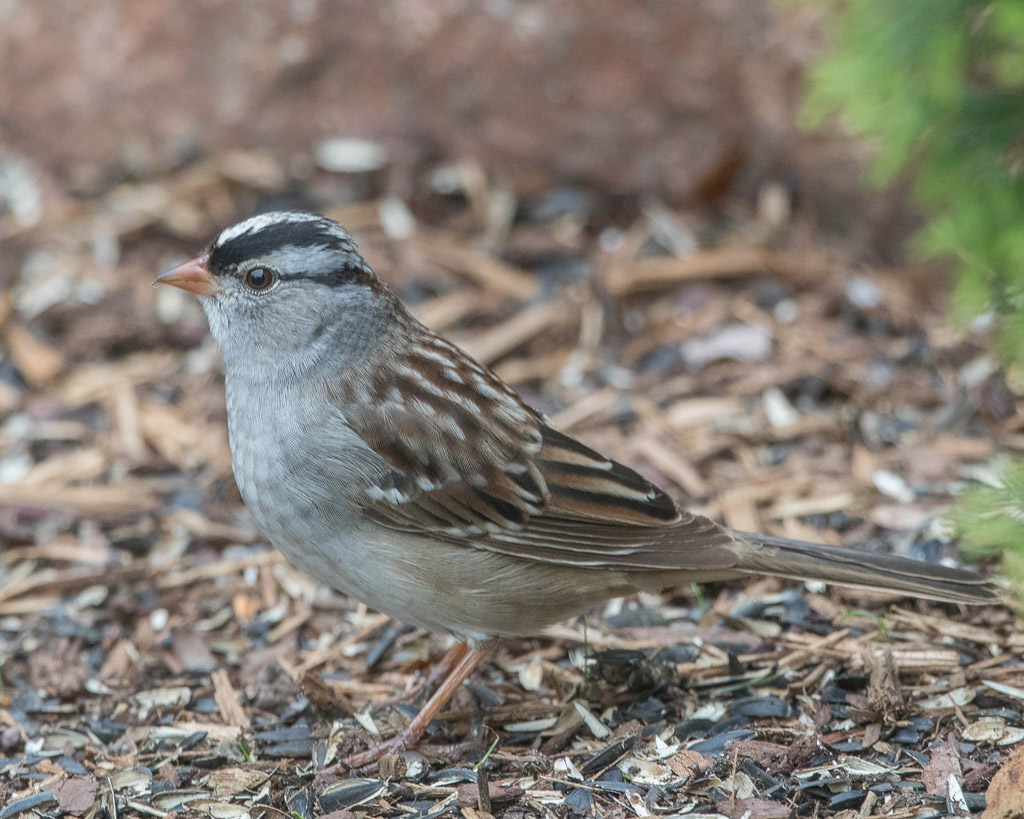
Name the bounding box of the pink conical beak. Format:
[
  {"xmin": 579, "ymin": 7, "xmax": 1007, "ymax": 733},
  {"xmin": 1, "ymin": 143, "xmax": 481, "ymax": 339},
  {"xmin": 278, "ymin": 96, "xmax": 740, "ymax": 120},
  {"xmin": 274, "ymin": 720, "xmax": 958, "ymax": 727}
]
[{"xmin": 154, "ymin": 253, "xmax": 219, "ymax": 296}]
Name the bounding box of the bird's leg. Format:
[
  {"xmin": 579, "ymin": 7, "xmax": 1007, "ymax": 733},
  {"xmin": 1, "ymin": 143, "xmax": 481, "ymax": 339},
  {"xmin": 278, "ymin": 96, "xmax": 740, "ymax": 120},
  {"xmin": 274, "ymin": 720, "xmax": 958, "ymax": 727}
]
[
  {"xmin": 379, "ymin": 641, "xmax": 470, "ymax": 706},
  {"xmin": 345, "ymin": 643, "xmax": 487, "ymax": 769}
]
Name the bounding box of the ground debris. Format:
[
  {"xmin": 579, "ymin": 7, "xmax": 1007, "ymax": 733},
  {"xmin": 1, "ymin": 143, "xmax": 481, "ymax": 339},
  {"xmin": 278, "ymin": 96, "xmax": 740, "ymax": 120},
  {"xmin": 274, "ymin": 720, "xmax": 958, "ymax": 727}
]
[
  {"xmin": 984, "ymin": 744, "xmax": 1024, "ymax": 819},
  {"xmin": 0, "ymin": 145, "xmax": 1019, "ymax": 818}
]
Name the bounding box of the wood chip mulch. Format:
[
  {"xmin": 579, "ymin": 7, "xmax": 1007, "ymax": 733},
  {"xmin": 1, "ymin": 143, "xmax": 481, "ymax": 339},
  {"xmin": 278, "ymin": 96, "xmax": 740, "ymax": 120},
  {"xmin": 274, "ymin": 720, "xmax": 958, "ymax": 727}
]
[{"xmin": 1, "ymin": 151, "xmax": 1022, "ymax": 818}]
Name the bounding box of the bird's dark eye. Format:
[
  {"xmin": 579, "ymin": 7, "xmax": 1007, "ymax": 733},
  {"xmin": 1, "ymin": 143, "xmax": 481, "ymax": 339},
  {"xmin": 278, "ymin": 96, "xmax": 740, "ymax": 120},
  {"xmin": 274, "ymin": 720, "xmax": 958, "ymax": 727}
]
[{"xmin": 244, "ymin": 267, "xmax": 275, "ymax": 290}]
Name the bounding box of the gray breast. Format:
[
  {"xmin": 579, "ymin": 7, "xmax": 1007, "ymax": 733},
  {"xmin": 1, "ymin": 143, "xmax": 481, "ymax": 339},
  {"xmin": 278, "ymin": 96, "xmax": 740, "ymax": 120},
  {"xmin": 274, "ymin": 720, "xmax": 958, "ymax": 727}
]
[{"xmin": 224, "ymin": 373, "xmax": 383, "ymax": 552}]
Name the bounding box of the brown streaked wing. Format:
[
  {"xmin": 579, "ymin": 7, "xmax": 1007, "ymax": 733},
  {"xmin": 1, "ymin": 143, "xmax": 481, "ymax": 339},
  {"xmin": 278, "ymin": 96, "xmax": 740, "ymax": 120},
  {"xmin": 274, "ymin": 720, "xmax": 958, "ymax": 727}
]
[
  {"xmin": 339, "ymin": 330, "xmax": 550, "ymax": 536},
  {"xmin": 535, "ymin": 427, "xmax": 680, "ymax": 525},
  {"xmin": 473, "ymin": 426, "xmax": 740, "ymax": 570},
  {"xmin": 347, "ymin": 336, "xmax": 741, "ymax": 569}
]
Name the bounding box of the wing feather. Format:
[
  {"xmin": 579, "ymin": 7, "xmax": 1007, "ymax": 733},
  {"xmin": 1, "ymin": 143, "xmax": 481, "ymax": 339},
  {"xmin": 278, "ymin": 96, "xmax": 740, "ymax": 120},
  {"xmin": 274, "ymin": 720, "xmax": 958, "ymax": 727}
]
[{"xmin": 339, "ymin": 326, "xmax": 740, "ymax": 572}]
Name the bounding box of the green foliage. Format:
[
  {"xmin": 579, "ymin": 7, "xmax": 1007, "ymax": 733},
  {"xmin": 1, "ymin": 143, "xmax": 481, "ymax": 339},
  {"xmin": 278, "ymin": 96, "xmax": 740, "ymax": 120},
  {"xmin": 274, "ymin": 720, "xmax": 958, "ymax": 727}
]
[
  {"xmin": 238, "ymin": 737, "xmax": 253, "ymax": 763},
  {"xmin": 801, "ymin": 0, "xmax": 1024, "ymax": 599},
  {"xmin": 801, "ymin": 0, "xmax": 1024, "ymax": 351},
  {"xmin": 473, "ymin": 735, "xmax": 501, "ymax": 771},
  {"xmin": 949, "ymin": 458, "xmax": 1024, "ymax": 595}
]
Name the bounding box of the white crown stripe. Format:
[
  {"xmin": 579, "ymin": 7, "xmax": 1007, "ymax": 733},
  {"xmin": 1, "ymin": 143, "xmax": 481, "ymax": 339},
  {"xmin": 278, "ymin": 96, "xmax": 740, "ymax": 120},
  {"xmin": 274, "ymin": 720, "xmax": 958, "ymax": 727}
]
[{"xmin": 213, "ymin": 211, "xmax": 333, "ymax": 248}]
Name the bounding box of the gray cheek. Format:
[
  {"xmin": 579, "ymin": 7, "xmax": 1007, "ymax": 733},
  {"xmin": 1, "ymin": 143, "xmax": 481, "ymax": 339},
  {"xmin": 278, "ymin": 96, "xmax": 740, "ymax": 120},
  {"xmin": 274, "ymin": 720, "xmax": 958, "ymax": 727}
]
[
  {"xmin": 200, "ymin": 293, "xmax": 242, "ymax": 354},
  {"xmin": 204, "ymin": 289, "xmax": 307, "ymax": 372}
]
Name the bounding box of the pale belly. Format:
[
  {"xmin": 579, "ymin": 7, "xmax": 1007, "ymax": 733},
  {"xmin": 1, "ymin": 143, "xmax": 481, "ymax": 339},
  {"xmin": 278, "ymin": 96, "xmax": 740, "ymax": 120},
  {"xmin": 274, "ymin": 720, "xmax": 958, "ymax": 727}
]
[{"xmin": 271, "ymin": 524, "xmax": 634, "ymax": 641}]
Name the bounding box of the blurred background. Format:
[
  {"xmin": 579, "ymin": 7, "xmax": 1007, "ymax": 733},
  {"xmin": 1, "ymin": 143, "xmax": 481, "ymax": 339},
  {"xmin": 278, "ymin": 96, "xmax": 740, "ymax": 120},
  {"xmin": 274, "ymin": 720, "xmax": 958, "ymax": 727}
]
[
  {"xmin": 0, "ymin": 1, "xmax": 888, "ymax": 225},
  {"xmin": 0, "ymin": 1, "xmax": 909, "ymax": 243},
  {"xmin": 2, "ymin": 1, "xmax": 1024, "ymax": 814}
]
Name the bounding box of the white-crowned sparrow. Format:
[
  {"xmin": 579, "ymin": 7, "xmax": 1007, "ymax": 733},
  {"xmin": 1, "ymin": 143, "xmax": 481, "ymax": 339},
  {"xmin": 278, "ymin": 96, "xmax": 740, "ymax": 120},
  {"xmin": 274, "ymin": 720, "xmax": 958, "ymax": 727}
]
[{"xmin": 156, "ymin": 210, "xmax": 996, "ymax": 766}]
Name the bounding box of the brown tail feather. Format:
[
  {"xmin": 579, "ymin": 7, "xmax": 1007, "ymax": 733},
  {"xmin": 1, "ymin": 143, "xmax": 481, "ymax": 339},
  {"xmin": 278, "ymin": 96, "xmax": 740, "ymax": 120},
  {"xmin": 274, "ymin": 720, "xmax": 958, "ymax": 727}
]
[{"xmin": 733, "ymin": 533, "xmax": 998, "ymax": 604}]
